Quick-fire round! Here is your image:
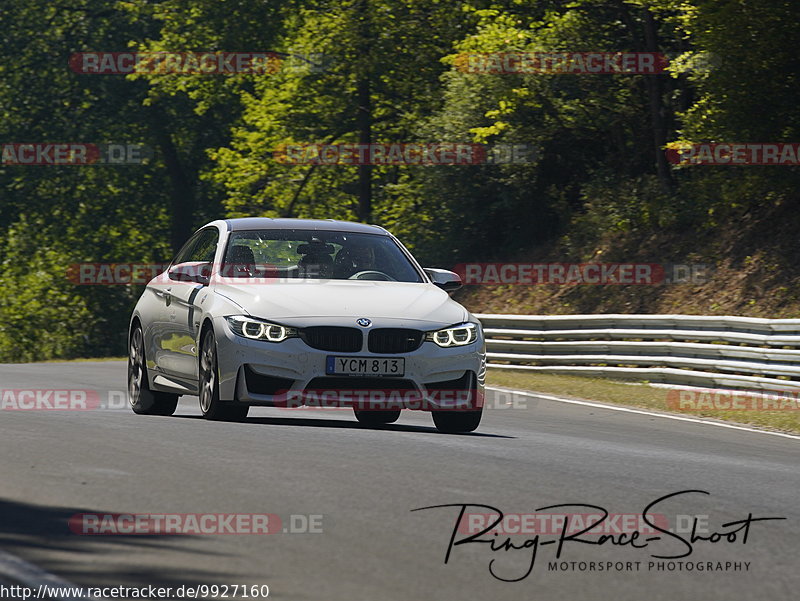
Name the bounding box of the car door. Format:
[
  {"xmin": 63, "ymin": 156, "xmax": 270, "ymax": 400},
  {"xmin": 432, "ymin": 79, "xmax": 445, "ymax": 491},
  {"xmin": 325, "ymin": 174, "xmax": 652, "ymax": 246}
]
[
  {"xmin": 147, "ymin": 233, "xmax": 202, "ymax": 375},
  {"xmin": 155, "ymin": 228, "xmax": 220, "ymax": 380}
]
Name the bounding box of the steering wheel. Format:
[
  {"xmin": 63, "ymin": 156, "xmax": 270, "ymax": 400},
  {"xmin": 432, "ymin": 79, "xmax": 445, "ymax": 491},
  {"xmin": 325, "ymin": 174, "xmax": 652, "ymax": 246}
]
[{"xmin": 348, "ymin": 270, "xmax": 396, "ymax": 281}]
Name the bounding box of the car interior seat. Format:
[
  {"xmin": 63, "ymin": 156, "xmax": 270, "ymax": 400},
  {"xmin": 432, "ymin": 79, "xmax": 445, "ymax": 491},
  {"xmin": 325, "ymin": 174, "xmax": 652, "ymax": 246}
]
[{"xmin": 226, "ymin": 244, "xmax": 256, "ymax": 277}]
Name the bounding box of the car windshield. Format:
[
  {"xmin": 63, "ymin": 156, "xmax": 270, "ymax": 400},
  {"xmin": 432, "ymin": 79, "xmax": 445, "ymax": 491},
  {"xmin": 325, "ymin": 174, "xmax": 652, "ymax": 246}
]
[{"xmin": 222, "ymin": 229, "xmax": 423, "ymax": 282}]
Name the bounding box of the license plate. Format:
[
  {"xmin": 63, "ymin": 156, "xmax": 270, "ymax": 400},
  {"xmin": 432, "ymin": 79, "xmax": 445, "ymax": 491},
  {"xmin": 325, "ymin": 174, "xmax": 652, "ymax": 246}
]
[{"xmin": 326, "ymin": 356, "xmax": 405, "ymax": 377}]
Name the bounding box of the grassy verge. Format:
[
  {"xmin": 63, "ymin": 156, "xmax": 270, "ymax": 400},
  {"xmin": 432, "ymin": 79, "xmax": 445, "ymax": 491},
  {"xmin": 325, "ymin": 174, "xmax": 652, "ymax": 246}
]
[{"xmin": 487, "ymin": 369, "xmax": 800, "ymax": 435}]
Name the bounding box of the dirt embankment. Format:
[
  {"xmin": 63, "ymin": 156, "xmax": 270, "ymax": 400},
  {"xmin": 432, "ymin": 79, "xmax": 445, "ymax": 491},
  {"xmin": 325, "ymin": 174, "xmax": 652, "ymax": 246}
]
[{"xmin": 455, "ymin": 200, "xmax": 800, "ymax": 318}]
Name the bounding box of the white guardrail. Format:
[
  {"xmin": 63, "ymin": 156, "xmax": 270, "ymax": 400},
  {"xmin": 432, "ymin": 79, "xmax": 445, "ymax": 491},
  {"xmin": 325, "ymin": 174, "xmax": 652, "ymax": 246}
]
[{"xmin": 475, "ymin": 314, "xmax": 800, "ymax": 392}]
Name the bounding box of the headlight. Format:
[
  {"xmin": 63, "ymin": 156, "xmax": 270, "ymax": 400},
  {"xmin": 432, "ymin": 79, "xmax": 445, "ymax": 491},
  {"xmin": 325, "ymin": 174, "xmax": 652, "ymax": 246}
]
[
  {"xmin": 225, "ymin": 316, "xmax": 297, "ymax": 342},
  {"xmin": 425, "ymin": 322, "xmax": 478, "ymax": 347}
]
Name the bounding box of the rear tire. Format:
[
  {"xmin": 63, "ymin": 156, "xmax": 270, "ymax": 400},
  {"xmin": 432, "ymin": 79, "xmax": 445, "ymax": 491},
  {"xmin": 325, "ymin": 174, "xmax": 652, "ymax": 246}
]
[
  {"xmin": 199, "ymin": 329, "xmax": 250, "ymax": 421},
  {"xmin": 354, "ymin": 409, "xmax": 401, "ymax": 426},
  {"xmin": 128, "ymin": 325, "xmax": 179, "ymax": 416},
  {"xmin": 432, "ymin": 409, "xmax": 482, "ymax": 433}
]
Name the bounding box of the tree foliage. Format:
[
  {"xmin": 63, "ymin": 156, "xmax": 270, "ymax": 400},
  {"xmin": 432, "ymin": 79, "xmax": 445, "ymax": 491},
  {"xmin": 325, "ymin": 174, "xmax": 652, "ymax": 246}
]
[{"xmin": 1, "ymin": 0, "xmax": 798, "ymax": 360}]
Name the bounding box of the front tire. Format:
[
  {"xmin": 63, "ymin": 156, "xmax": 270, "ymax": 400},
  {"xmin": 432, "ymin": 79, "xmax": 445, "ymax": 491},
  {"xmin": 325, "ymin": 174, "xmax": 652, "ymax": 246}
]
[
  {"xmin": 199, "ymin": 329, "xmax": 249, "ymax": 421},
  {"xmin": 353, "ymin": 408, "xmax": 401, "ymax": 426},
  {"xmin": 128, "ymin": 325, "xmax": 179, "ymax": 416}
]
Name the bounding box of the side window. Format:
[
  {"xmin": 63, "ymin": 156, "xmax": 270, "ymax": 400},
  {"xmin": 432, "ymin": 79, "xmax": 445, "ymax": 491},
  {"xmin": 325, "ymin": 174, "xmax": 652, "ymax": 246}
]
[
  {"xmin": 190, "ymin": 229, "xmax": 219, "ymax": 263},
  {"xmin": 172, "ymin": 229, "xmax": 219, "ymax": 265}
]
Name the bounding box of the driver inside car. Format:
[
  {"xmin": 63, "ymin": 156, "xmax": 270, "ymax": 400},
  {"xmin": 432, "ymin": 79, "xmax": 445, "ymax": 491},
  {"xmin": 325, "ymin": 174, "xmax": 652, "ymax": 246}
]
[
  {"xmin": 296, "ymin": 239, "xmax": 335, "ymax": 278},
  {"xmin": 334, "ymin": 243, "xmax": 378, "ymax": 278}
]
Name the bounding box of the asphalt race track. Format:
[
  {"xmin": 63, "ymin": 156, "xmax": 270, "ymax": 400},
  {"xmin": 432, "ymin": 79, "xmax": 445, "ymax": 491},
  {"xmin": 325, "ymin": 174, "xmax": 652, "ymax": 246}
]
[{"xmin": 0, "ymin": 361, "xmax": 797, "ymax": 600}]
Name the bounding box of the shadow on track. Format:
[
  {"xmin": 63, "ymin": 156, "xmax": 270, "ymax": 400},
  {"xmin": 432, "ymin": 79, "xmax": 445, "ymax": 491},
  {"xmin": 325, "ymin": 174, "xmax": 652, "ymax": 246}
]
[
  {"xmin": 170, "ymin": 412, "xmax": 514, "ymax": 438},
  {"xmin": 0, "ymin": 498, "xmax": 250, "ymax": 589}
]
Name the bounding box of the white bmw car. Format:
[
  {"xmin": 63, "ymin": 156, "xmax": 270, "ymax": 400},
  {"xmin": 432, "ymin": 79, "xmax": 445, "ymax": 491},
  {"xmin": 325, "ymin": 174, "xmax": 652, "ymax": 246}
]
[{"xmin": 128, "ymin": 218, "xmax": 486, "ymax": 432}]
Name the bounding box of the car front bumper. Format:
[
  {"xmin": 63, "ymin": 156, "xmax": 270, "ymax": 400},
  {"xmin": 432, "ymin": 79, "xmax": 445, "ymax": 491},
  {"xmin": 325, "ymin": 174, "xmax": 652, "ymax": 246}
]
[{"xmin": 213, "ymin": 315, "xmax": 486, "ymax": 411}]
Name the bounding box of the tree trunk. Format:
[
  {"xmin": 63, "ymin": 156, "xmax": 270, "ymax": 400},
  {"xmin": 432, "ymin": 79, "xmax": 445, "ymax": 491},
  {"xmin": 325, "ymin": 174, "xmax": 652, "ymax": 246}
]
[
  {"xmin": 356, "ymin": 76, "xmax": 372, "ymax": 222},
  {"xmin": 356, "ymin": 0, "xmax": 372, "ymax": 222},
  {"xmin": 149, "ymin": 107, "xmax": 194, "ymax": 253},
  {"xmin": 641, "ymin": 8, "xmax": 674, "ymax": 192}
]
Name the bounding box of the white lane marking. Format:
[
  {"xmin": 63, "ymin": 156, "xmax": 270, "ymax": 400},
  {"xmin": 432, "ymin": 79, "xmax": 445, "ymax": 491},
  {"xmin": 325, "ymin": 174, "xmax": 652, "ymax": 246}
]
[
  {"xmin": 0, "ymin": 549, "xmax": 95, "ymax": 601},
  {"xmin": 486, "ymin": 386, "xmax": 800, "ymax": 441}
]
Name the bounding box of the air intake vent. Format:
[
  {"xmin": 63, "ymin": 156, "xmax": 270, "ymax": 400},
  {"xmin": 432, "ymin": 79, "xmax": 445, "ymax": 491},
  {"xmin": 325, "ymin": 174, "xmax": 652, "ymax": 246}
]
[
  {"xmin": 244, "ymin": 365, "xmax": 295, "ymax": 396},
  {"xmin": 304, "ymin": 377, "xmax": 417, "ymax": 392},
  {"xmin": 368, "ymin": 328, "xmax": 424, "ymax": 353},
  {"xmin": 300, "ymin": 327, "xmax": 363, "ymax": 352}
]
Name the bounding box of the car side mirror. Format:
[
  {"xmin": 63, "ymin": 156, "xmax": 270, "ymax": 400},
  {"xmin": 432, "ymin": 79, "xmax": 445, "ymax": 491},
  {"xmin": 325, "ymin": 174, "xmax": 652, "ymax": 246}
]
[
  {"xmin": 424, "ymin": 268, "xmax": 462, "ymax": 292},
  {"xmin": 168, "ymin": 262, "xmax": 211, "ymax": 286}
]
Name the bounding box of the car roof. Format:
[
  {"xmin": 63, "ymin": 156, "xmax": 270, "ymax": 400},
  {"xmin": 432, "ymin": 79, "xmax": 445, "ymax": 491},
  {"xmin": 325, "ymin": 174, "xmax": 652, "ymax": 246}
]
[{"xmin": 224, "ymin": 218, "xmax": 388, "ymax": 235}]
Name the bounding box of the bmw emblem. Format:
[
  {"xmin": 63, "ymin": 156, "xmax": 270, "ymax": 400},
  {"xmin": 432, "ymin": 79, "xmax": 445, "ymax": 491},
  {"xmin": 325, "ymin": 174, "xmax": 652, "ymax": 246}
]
[{"xmin": 356, "ymin": 318, "xmax": 372, "ymax": 327}]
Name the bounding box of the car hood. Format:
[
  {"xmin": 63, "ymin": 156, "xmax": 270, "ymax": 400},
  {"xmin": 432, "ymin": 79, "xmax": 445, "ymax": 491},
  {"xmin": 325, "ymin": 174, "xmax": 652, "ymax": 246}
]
[{"xmin": 213, "ymin": 280, "xmax": 468, "ymax": 326}]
